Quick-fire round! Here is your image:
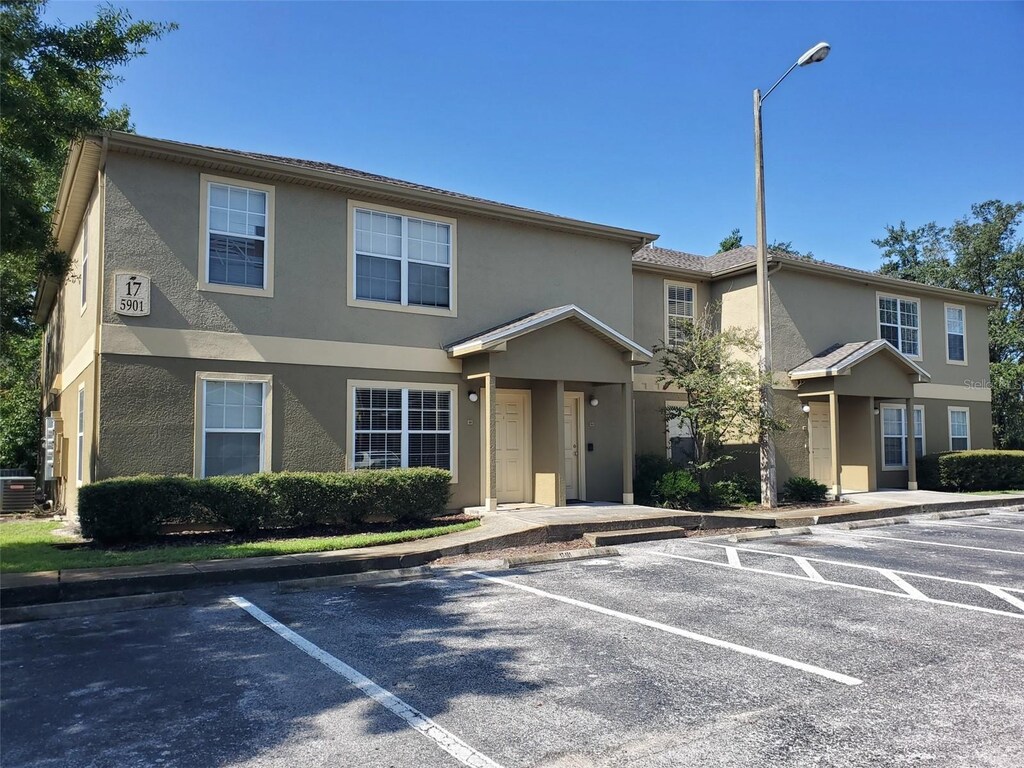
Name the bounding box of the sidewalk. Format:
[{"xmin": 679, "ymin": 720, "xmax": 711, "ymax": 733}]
[{"xmin": 3, "ymin": 494, "xmax": 1022, "ymax": 609}]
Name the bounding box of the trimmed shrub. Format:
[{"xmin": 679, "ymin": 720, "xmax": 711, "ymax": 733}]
[
  {"xmin": 782, "ymin": 476, "xmax": 829, "ymax": 504},
  {"xmin": 635, "ymin": 454, "xmax": 674, "ymax": 504},
  {"xmin": 711, "ymin": 473, "xmax": 760, "ymax": 507},
  {"xmin": 79, "ymin": 468, "xmax": 453, "ymax": 544},
  {"xmin": 654, "ymin": 469, "xmax": 700, "ymax": 509},
  {"xmin": 919, "ymin": 450, "xmax": 1024, "ymax": 492}
]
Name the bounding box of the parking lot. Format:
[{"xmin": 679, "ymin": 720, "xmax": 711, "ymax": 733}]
[{"xmin": 3, "ymin": 509, "xmax": 1023, "ymax": 767}]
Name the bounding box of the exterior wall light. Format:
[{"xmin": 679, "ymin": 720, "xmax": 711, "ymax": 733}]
[
  {"xmin": 589, "ymin": 396, "xmax": 599, "ymax": 407},
  {"xmin": 801, "ymin": 404, "xmax": 811, "ymax": 414},
  {"xmin": 468, "ymin": 391, "xmax": 479, "ymax": 403}
]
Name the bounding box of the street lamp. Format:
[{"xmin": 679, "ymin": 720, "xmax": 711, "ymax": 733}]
[{"xmin": 754, "ymin": 42, "xmax": 830, "ymax": 508}]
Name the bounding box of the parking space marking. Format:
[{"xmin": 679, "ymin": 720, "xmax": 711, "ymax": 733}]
[
  {"xmin": 462, "ymin": 570, "xmax": 863, "ymax": 686},
  {"xmin": 689, "ymin": 540, "xmax": 1024, "ymax": 594},
  {"xmin": 878, "ymin": 569, "xmax": 927, "ymax": 600},
  {"xmin": 926, "ymin": 521, "xmax": 1024, "ymax": 533},
  {"xmin": 833, "ymin": 530, "xmax": 1024, "ymax": 556},
  {"xmin": 641, "ymin": 549, "xmax": 1024, "ymax": 620},
  {"xmin": 793, "ymin": 556, "xmax": 825, "ymax": 582},
  {"xmin": 229, "ymin": 596, "xmax": 505, "ymax": 768},
  {"xmin": 980, "ymin": 585, "xmax": 1024, "ymax": 612},
  {"xmin": 725, "ymin": 546, "xmax": 742, "ymax": 568}
]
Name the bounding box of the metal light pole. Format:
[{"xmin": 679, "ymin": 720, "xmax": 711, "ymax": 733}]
[{"xmin": 754, "ymin": 42, "xmax": 830, "ymax": 508}]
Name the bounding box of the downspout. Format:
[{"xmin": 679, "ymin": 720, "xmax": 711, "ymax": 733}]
[{"xmin": 89, "ymin": 135, "xmax": 108, "ymax": 486}]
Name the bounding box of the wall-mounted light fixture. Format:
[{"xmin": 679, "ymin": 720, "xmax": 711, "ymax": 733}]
[
  {"xmin": 589, "ymin": 395, "xmax": 599, "ymax": 407},
  {"xmin": 873, "ymin": 407, "xmax": 880, "ymax": 416},
  {"xmin": 801, "ymin": 404, "xmax": 811, "ymax": 414},
  {"xmin": 468, "ymin": 391, "xmax": 479, "ymax": 403}
]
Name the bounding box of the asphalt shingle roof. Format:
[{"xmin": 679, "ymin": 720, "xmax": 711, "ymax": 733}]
[{"xmin": 789, "ymin": 341, "xmax": 877, "ymax": 375}]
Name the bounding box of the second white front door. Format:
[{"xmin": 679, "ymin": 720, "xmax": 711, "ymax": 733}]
[{"xmin": 563, "ymin": 393, "xmax": 583, "ymax": 501}]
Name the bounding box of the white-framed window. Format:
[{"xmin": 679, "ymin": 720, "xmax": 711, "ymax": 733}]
[
  {"xmin": 348, "ymin": 201, "xmax": 457, "ymax": 316},
  {"xmin": 199, "ymin": 175, "xmax": 275, "ymax": 296},
  {"xmin": 881, "ymin": 404, "xmax": 908, "ymax": 469},
  {"xmin": 913, "ymin": 404, "xmax": 925, "ymax": 458},
  {"xmin": 948, "ymin": 407, "xmax": 971, "ymax": 451},
  {"xmin": 80, "ymin": 216, "xmax": 89, "ymax": 312},
  {"xmin": 665, "ymin": 281, "xmax": 695, "ymax": 347},
  {"xmin": 945, "ymin": 303, "xmax": 966, "ymax": 364},
  {"xmin": 878, "ymin": 294, "xmax": 921, "ymax": 358},
  {"xmin": 76, "ymin": 384, "xmax": 86, "ymax": 485},
  {"xmin": 195, "ymin": 373, "xmax": 273, "ymax": 478},
  {"xmin": 347, "ymin": 381, "xmax": 457, "ymax": 478}
]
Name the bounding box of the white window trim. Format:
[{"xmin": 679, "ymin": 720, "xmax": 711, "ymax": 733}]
[
  {"xmin": 948, "ymin": 406, "xmax": 971, "ymax": 451},
  {"xmin": 664, "ymin": 280, "xmax": 696, "ymax": 348},
  {"xmin": 345, "ymin": 379, "xmax": 458, "ymax": 482},
  {"xmin": 347, "ymin": 200, "xmax": 457, "ymax": 317},
  {"xmin": 913, "ymin": 404, "xmax": 925, "ymax": 458},
  {"xmin": 76, "ymin": 383, "xmax": 86, "ymax": 486},
  {"xmin": 944, "ymin": 302, "xmax": 968, "ymax": 366},
  {"xmin": 876, "ymin": 291, "xmax": 922, "ymax": 361},
  {"xmin": 79, "ymin": 215, "xmax": 89, "ymax": 315},
  {"xmin": 193, "ymin": 372, "xmax": 273, "ymax": 478},
  {"xmin": 198, "ymin": 174, "xmax": 275, "ymax": 298},
  {"xmin": 880, "ymin": 403, "xmax": 908, "ymax": 469}
]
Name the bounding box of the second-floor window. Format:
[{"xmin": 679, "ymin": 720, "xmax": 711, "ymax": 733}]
[
  {"xmin": 353, "ymin": 206, "xmax": 453, "ymax": 310},
  {"xmin": 80, "ymin": 217, "xmax": 89, "ymax": 311},
  {"xmin": 878, "ymin": 295, "xmax": 920, "ymax": 358},
  {"xmin": 945, "ymin": 304, "xmax": 966, "ymax": 363},
  {"xmin": 200, "ymin": 175, "xmax": 275, "ymax": 296},
  {"xmin": 666, "ymin": 282, "xmax": 694, "ymax": 347}
]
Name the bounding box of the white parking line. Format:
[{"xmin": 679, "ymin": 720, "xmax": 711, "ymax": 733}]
[
  {"xmin": 833, "ymin": 530, "xmax": 1024, "ymax": 556},
  {"xmin": 878, "ymin": 569, "xmax": 928, "ymax": 600},
  {"xmin": 980, "ymin": 585, "xmax": 1024, "ymax": 613},
  {"xmin": 638, "ymin": 549, "xmax": 1024, "ymax": 620},
  {"xmin": 229, "ymin": 596, "xmax": 505, "ymax": 768},
  {"xmin": 793, "ymin": 557, "xmax": 826, "ymax": 582},
  {"xmin": 725, "ymin": 546, "xmax": 742, "ymax": 568},
  {"xmin": 462, "ymin": 571, "xmax": 862, "ymax": 686},
  {"xmin": 925, "ymin": 521, "xmax": 1024, "ymax": 534},
  {"xmin": 687, "ymin": 539, "xmax": 1024, "ymax": 594}
]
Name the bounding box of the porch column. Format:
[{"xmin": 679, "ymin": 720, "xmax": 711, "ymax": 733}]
[
  {"xmin": 867, "ymin": 396, "xmax": 878, "ymax": 491},
  {"xmin": 905, "ymin": 396, "xmax": 918, "ymax": 490},
  {"xmin": 622, "ymin": 379, "xmax": 635, "ymax": 504},
  {"xmin": 482, "ymin": 374, "xmax": 498, "ymax": 511},
  {"xmin": 829, "ymin": 391, "xmax": 842, "ymax": 499}
]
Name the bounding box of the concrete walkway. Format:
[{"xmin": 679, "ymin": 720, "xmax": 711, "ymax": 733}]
[{"xmin": 3, "ymin": 493, "xmax": 1022, "ymax": 610}]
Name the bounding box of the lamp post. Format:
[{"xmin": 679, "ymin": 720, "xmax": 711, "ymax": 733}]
[{"xmin": 754, "ymin": 41, "xmax": 830, "ymax": 508}]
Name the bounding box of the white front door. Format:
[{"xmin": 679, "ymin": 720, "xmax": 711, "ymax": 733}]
[
  {"xmin": 496, "ymin": 391, "xmax": 529, "ymax": 503},
  {"xmin": 563, "ymin": 394, "xmax": 583, "ymax": 501},
  {"xmin": 808, "ymin": 402, "xmax": 832, "ymax": 487}
]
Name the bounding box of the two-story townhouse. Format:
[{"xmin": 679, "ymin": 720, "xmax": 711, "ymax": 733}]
[
  {"xmin": 631, "ymin": 245, "xmax": 996, "ymax": 495},
  {"xmin": 35, "ymin": 132, "xmax": 659, "ymax": 516}
]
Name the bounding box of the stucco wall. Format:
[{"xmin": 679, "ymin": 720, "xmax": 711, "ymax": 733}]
[
  {"xmin": 48, "ymin": 364, "xmax": 94, "ymax": 516},
  {"xmin": 101, "ymin": 152, "xmax": 636, "ymax": 350},
  {"xmin": 631, "ymin": 270, "xmax": 710, "ymax": 377}
]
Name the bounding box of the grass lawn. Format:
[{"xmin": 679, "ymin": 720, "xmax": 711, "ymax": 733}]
[{"xmin": 0, "ymin": 519, "xmax": 480, "ymax": 574}]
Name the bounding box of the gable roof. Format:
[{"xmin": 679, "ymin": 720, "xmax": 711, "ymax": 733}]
[
  {"xmin": 631, "ymin": 243, "xmax": 998, "ymax": 306},
  {"xmin": 789, "ymin": 340, "xmax": 931, "ymax": 382},
  {"xmin": 446, "ymin": 304, "xmax": 653, "ymax": 362}
]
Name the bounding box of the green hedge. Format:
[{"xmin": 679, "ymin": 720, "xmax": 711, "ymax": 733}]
[
  {"xmin": 917, "ymin": 450, "xmax": 1024, "ymax": 492},
  {"xmin": 79, "ymin": 469, "xmax": 453, "ymax": 544}
]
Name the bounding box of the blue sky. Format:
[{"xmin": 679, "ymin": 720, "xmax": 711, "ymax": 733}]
[{"xmin": 47, "ymin": 1, "xmax": 1024, "ymax": 269}]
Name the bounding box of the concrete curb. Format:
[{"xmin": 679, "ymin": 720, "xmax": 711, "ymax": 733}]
[
  {"xmin": 583, "ymin": 526, "xmax": 687, "ymax": 547},
  {"xmin": 504, "ymin": 546, "xmax": 620, "ymax": 568},
  {"xmin": 0, "ymin": 591, "xmax": 185, "ymax": 625},
  {"xmin": 830, "ymin": 517, "xmax": 912, "ymax": 530},
  {"xmin": 726, "ymin": 527, "xmax": 812, "ymax": 542},
  {"xmin": 277, "ymin": 566, "xmax": 433, "ymax": 593}
]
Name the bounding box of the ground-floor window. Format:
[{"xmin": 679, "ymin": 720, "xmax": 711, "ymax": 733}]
[
  {"xmin": 76, "ymin": 384, "xmax": 86, "ymax": 485},
  {"xmin": 352, "ymin": 384, "xmax": 454, "ymax": 472},
  {"xmin": 196, "ymin": 373, "xmax": 272, "ymax": 477},
  {"xmin": 948, "ymin": 407, "xmax": 970, "ymax": 451},
  {"xmin": 881, "ymin": 405, "xmax": 908, "ymax": 468},
  {"xmin": 913, "ymin": 404, "xmax": 925, "ymax": 458}
]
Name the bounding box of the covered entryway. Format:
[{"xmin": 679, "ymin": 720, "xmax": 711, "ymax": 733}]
[
  {"xmin": 449, "ymin": 304, "xmax": 651, "ymax": 511},
  {"xmin": 791, "ymin": 340, "xmax": 931, "ymax": 496}
]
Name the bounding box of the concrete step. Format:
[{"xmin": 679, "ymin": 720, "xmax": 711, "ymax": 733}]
[{"xmin": 583, "ymin": 526, "xmax": 688, "ymax": 547}]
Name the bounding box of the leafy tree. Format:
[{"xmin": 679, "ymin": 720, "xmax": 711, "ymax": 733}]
[
  {"xmin": 717, "ymin": 228, "xmax": 743, "ymax": 253},
  {"xmin": 874, "ymin": 201, "xmax": 1024, "ymax": 448},
  {"xmin": 767, "ymin": 239, "xmax": 817, "ymax": 261},
  {"xmin": 656, "ymin": 305, "xmax": 786, "ymax": 503},
  {"xmin": 0, "ymin": 0, "xmax": 175, "ymax": 468}
]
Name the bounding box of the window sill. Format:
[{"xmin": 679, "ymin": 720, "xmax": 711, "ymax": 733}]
[
  {"xmin": 199, "ymin": 282, "xmax": 274, "ymax": 298},
  {"xmin": 945, "ymin": 359, "xmax": 969, "ymax": 366},
  {"xmin": 347, "ymin": 297, "xmax": 457, "ymax": 318}
]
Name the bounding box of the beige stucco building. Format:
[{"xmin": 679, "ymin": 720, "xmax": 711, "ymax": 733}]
[{"xmin": 37, "ymin": 133, "xmax": 996, "ymax": 514}]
